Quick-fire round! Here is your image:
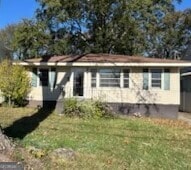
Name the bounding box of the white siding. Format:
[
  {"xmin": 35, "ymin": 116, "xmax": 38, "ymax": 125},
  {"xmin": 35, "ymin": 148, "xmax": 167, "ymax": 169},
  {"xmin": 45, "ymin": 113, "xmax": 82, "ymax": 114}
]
[
  {"xmin": 27, "ymin": 66, "xmax": 180, "ymax": 105},
  {"xmin": 87, "ymin": 67, "xmax": 180, "ymax": 105}
]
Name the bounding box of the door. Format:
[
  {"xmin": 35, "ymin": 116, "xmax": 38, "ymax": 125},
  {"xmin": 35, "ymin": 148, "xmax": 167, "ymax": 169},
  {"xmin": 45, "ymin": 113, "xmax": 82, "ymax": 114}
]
[{"xmin": 73, "ymin": 69, "xmax": 84, "ymax": 96}]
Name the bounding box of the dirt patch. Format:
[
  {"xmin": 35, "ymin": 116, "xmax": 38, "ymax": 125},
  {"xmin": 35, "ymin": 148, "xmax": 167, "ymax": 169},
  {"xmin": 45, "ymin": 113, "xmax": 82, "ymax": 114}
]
[
  {"xmin": 144, "ymin": 117, "xmax": 191, "ymax": 129},
  {"xmin": 178, "ymin": 112, "xmax": 191, "ymax": 125},
  {"xmin": 0, "ymin": 153, "xmax": 13, "ymax": 162}
]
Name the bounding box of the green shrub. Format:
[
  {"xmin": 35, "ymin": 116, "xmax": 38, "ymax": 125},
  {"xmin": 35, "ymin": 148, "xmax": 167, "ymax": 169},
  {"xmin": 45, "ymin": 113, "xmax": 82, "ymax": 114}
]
[
  {"xmin": 63, "ymin": 98, "xmax": 114, "ymax": 119},
  {"xmin": 63, "ymin": 98, "xmax": 81, "ymax": 117},
  {"xmin": 94, "ymin": 100, "xmax": 115, "ymax": 118},
  {"xmin": 78, "ymin": 100, "xmax": 102, "ymax": 119},
  {"xmin": 0, "ymin": 60, "xmax": 31, "ymax": 106}
]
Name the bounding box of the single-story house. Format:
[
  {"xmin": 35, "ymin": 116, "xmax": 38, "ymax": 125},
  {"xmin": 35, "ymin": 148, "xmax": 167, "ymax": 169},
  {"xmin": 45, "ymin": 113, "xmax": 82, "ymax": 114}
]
[{"xmin": 18, "ymin": 53, "xmax": 191, "ymax": 118}]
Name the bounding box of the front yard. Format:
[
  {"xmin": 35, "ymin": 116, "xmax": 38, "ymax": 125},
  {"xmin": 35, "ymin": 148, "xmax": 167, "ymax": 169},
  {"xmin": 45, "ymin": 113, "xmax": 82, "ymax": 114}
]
[{"xmin": 0, "ymin": 107, "xmax": 191, "ymax": 169}]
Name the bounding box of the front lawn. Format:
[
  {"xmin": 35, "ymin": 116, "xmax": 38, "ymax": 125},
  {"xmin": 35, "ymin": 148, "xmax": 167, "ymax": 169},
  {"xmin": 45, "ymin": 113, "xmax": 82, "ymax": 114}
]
[{"xmin": 0, "ymin": 107, "xmax": 191, "ymax": 169}]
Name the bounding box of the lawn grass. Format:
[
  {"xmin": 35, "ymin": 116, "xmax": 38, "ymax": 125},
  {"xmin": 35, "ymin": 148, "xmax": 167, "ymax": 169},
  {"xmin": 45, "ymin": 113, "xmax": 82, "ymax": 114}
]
[{"xmin": 0, "ymin": 107, "xmax": 191, "ymax": 169}]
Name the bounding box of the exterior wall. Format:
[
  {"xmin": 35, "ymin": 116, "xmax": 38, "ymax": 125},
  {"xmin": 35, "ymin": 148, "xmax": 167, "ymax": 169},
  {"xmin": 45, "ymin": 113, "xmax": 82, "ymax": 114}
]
[
  {"xmin": 27, "ymin": 67, "xmax": 72, "ymax": 102},
  {"xmin": 27, "ymin": 66, "xmax": 180, "ymax": 118},
  {"xmin": 86, "ymin": 67, "xmax": 180, "ymax": 105},
  {"xmin": 108, "ymin": 103, "xmax": 178, "ymax": 119},
  {"xmin": 27, "ymin": 66, "xmax": 180, "ymax": 105}
]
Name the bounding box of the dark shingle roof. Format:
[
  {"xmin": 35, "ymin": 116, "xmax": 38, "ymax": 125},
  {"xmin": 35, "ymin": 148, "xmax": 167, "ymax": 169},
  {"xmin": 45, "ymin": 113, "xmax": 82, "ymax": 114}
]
[{"xmin": 24, "ymin": 53, "xmax": 187, "ymax": 63}]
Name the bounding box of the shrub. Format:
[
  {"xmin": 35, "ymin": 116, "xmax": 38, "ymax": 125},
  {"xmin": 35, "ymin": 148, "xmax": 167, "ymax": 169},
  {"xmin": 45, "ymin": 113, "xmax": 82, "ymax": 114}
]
[
  {"xmin": 0, "ymin": 60, "xmax": 31, "ymax": 106},
  {"xmin": 63, "ymin": 98, "xmax": 81, "ymax": 117},
  {"xmin": 78, "ymin": 100, "xmax": 103, "ymax": 119},
  {"xmin": 63, "ymin": 98, "xmax": 114, "ymax": 119}
]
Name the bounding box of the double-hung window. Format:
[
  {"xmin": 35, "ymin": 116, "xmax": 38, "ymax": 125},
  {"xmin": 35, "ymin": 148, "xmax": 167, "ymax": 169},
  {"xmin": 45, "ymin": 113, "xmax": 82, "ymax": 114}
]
[
  {"xmin": 99, "ymin": 69, "xmax": 120, "ymax": 87},
  {"xmin": 143, "ymin": 68, "xmax": 170, "ymax": 90},
  {"xmin": 90, "ymin": 69, "xmax": 130, "ymax": 88},
  {"xmin": 151, "ymin": 69, "xmax": 162, "ymax": 88},
  {"xmin": 123, "ymin": 69, "xmax": 129, "ymax": 88},
  {"xmin": 91, "ymin": 69, "xmax": 97, "ymax": 87}
]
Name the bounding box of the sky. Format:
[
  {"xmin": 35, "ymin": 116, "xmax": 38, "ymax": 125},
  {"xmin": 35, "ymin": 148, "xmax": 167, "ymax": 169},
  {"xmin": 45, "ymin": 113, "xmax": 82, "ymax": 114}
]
[{"xmin": 0, "ymin": 0, "xmax": 191, "ymax": 29}]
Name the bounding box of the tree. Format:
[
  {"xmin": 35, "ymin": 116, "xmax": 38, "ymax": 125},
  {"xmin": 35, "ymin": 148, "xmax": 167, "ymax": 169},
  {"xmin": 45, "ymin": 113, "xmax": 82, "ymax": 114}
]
[
  {"xmin": 0, "ymin": 24, "xmax": 18, "ymax": 60},
  {"xmin": 12, "ymin": 19, "xmax": 51, "ymax": 59},
  {"xmin": 0, "ymin": 60, "xmax": 31, "ymax": 106},
  {"xmin": 13, "ymin": 0, "xmax": 190, "ymax": 59}
]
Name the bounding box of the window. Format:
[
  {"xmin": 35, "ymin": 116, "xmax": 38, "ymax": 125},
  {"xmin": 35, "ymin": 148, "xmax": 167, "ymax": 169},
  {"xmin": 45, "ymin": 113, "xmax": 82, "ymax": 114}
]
[
  {"xmin": 151, "ymin": 69, "xmax": 162, "ymax": 88},
  {"xmin": 31, "ymin": 68, "xmax": 37, "ymax": 87},
  {"xmin": 143, "ymin": 68, "xmax": 171, "ymax": 90},
  {"xmin": 143, "ymin": 69, "xmax": 149, "ymax": 90},
  {"xmin": 39, "ymin": 69, "xmax": 49, "ymax": 86},
  {"xmin": 164, "ymin": 69, "xmax": 170, "ymax": 90},
  {"xmin": 100, "ymin": 69, "xmax": 120, "ymax": 87},
  {"xmin": 123, "ymin": 69, "xmax": 129, "ymax": 88},
  {"xmin": 91, "ymin": 69, "xmax": 97, "ymax": 87}
]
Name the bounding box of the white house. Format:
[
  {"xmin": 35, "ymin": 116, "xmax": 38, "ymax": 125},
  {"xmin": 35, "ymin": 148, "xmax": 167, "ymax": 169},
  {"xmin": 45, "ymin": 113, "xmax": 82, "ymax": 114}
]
[{"xmin": 18, "ymin": 53, "xmax": 191, "ymax": 118}]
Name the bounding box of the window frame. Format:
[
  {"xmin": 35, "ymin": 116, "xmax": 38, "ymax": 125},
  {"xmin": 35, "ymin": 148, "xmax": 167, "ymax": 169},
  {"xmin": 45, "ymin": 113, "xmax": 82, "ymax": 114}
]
[
  {"xmin": 123, "ymin": 69, "xmax": 130, "ymax": 88},
  {"xmin": 90, "ymin": 69, "xmax": 97, "ymax": 88},
  {"xmin": 90, "ymin": 68, "xmax": 130, "ymax": 88},
  {"xmin": 146, "ymin": 68, "xmax": 170, "ymax": 90},
  {"xmin": 31, "ymin": 67, "xmax": 56, "ymax": 87},
  {"xmin": 150, "ymin": 68, "xmax": 162, "ymax": 89},
  {"xmin": 99, "ymin": 68, "xmax": 121, "ymax": 87}
]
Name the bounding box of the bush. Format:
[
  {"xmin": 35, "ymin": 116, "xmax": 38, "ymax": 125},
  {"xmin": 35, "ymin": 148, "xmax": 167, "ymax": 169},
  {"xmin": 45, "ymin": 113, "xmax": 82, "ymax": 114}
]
[
  {"xmin": 0, "ymin": 60, "xmax": 31, "ymax": 106},
  {"xmin": 63, "ymin": 98, "xmax": 81, "ymax": 117},
  {"xmin": 63, "ymin": 98, "xmax": 114, "ymax": 119}
]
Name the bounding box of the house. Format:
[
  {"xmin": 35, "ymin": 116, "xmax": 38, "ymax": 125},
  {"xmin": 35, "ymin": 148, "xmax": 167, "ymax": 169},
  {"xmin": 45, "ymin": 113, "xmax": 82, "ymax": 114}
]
[
  {"xmin": 179, "ymin": 44, "xmax": 191, "ymax": 113},
  {"xmin": 180, "ymin": 72, "xmax": 191, "ymax": 113},
  {"xmin": 18, "ymin": 53, "xmax": 191, "ymax": 118}
]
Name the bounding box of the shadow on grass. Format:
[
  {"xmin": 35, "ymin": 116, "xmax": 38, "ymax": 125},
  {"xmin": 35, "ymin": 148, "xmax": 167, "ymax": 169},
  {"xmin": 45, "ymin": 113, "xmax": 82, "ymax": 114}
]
[{"xmin": 3, "ymin": 105, "xmax": 55, "ymax": 139}]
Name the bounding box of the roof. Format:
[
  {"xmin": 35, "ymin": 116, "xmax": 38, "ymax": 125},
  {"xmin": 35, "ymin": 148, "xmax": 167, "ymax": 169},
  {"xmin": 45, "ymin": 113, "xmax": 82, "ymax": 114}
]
[
  {"xmin": 24, "ymin": 53, "xmax": 187, "ymax": 63},
  {"xmin": 18, "ymin": 53, "xmax": 191, "ymax": 67}
]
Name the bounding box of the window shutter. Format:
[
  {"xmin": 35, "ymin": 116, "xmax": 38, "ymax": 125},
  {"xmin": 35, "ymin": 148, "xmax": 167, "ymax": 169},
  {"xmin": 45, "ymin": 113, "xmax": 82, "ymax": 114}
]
[
  {"xmin": 31, "ymin": 68, "xmax": 37, "ymax": 87},
  {"xmin": 143, "ymin": 69, "xmax": 149, "ymax": 90},
  {"xmin": 164, "ymin": 69, "xmax": 170, "ymax": 90},
  {"xmin": 49, "ymin": 68, "xmax": 56, "ymax": 88}
]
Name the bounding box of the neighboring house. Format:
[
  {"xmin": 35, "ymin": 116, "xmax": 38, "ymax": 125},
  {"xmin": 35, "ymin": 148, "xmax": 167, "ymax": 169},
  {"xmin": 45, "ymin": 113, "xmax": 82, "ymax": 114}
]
[
  {"xmin": 180, "ymin": 44, "xmax": 191, "ymax": 112},
  {"xmin": 18, "ymin": 54, "xmax": 191, "ymax": 118},
  {"xmin": 180, "ymin": 72, "xmax": 191, "ymax": 112}
]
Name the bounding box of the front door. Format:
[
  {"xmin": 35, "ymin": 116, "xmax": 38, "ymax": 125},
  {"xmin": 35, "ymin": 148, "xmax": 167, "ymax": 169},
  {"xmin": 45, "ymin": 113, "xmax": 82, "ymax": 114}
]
[{"xmin": 73, "ymin": 69, "xmax": 84, "ymax": 96}]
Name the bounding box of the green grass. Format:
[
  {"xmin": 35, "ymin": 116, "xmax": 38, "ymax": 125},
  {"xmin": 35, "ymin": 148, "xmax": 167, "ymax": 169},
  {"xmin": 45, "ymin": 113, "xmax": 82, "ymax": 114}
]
[{"xmin": 0, "ymin": 107, "xmax": 191, "ymax": 169}]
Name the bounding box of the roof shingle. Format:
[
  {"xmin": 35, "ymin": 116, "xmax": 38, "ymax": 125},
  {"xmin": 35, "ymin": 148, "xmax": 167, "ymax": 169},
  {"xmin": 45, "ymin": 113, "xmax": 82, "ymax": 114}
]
[{"xmin": 24, "ymin": 53, "xmax": 187, "ymax": 63}]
